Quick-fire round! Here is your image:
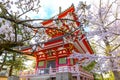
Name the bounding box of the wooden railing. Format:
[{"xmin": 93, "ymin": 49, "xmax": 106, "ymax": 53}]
[{"xmin": 19, "ymin": 65, "xmax": 93, "ymax": 79}]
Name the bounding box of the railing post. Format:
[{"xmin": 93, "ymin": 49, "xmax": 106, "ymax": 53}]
[
  {"xmin": 36, "ymin": 68, "xmax": 39, "ymax": 75},
  {"xmin": 49, "ymin": 66, "xmax": 52, "ymax": 74},
  {"xmin": 75, "ymin": 64, "xmax": 80, "ymax": 80},
  {"xmin": 75, "ymin": 64, "xmax": 79, "ymax": 73}
]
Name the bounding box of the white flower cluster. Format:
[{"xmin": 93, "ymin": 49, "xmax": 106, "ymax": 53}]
[
  {"xmin": 0, "ymin": 18, "xmax": 15, "ymax": 41},
  {"xmin": 0, "ymin": 18, "xmax": 34, "ymax": 42},
  {"xmin": 69, "ymin": 50, "xmax": 120, "ymax": 72},
  {"xmin": 76, "ymin": 0, "xmax": 120, "ymax": 40}
]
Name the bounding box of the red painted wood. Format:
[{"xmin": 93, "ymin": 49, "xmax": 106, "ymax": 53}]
[
  {"xmin": 81, "ymin": 35, "xmax": 94, "ymax": 54},
  {"xmin": 67, "ymin": 58, "xmax": 71, "ymax": 66},
  {"xmin": 58, "ymin": 6, "xmax": 75, "ymax": 18},
  {"xmin": 45, "ymin": 38, "xmax": 63, "ymax": 46},
  {"xmin": 75, "ymin": 39, "xmax": 86, "ymax": 53},
  {"xmin": 41, "ymin": 19, "xmax": 53, "ymax": 25},
  {"xmin": 72, "ymin": 12, "xmax": 80, "ymax": 26}
]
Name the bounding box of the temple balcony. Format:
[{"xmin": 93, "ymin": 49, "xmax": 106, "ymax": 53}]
[{"xmin": 19, "ymin": 65, "xmax": 94, "ymax": 80}]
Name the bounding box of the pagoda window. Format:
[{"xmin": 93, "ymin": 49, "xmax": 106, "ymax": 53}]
[
  {"xmin": 59, "ymin": 57, "xmax": 67, "ymax": 64},
  {"xmin": 38, "ymin": 61, "xmax": 45, "ymax": 67}
]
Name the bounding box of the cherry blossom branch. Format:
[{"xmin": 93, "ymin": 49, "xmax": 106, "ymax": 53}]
[
  {"xmin": 17, "ymin": 4, "xmax": 40, "ymax": 18},
  {"xmin": 70, "ymin": 51, "xmax": 120, "ymax": 72},
  {"xmin": 99, "ymin": 0, "xmax": 103, "ymax": 23},
  {"xmin": 111, "ymin": 44, "xmax": 120, "ymax": 52},
  {"xmin": 112, "ymin": 33, "xmax": 120, "ymax": 35},
  {"xmin": 91, "ymin": 42, "xmax": 105, "ymax": 49},
  {"xmin": 105, "ymin": 19, "xmax": 117, "ymax": 27},
  {"xmin": 0, "ymin": 36, "xmax": 7, "ymax": 42},
  {"xmin": 5, "ymin": 48, "xmax": 33, "ymax": 56},
  {"xmin": 18, "ymin": 18, "xmax": 79, "ymax": 23},
  {"xmin": 103, "ymin": 0, "xmax": 117, "ymax": 20},
  {"xmin": 109, "ymin": 36, "xmax": 118, "ymax": 43}
]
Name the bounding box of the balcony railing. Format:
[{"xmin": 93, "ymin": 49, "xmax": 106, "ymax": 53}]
[{"xmin": 19, "ymin": 65, "xmax": 93, "ymax": 79}]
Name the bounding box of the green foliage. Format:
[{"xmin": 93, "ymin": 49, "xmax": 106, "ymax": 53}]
[
  {"xmin": 32, "ymin": 61, "xmax": 36, "ymax": 68},
  {"xmin": 93, "ymin": 73, "xmax": 103, "ymax": 80},
  {"xmin": 6, "ymin": 57, "xmax": 26, "ymax": 70},
  {"xmin": 4, "ymin": 52, "xmax": 27, "ymax": 76},
  {"xmin": 93, "ymin": 71, "xmax": 115, "ymax": 80},
  {"xmin": 83, "ymin": 61, "xmax": 96, "ymax": 71}
]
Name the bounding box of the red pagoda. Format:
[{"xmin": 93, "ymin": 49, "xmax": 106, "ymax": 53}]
[{"xmin": 20, "ymin": 5, "xmax": 94, "ymax": 80}]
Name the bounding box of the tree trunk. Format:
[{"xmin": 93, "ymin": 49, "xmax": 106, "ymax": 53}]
[
  {"xmin": 8, "ymin": 53, "xmax": 16, "ymax": 76},
  {"xmin": 113, "ymin": 71, "xmax": 120, "ymax": 80},
  {"xmin": 9, "ymin": 65, "xmax": 13, "ymax": 76},
  {"xmin": 100, "ymin": 73, "xmax": 104, "ymax": 80}
]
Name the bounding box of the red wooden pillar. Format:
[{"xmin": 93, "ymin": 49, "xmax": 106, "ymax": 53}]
[
  {"xmin": 67, "ymin": 58, "xmax": 71, "ymax": 66},
  {"xmin": 67, "ymin": 49, "xmax": 71, "ymax": 66},
  {"xmin": 35, "ymin": 55, "xmax": 38, "ymax": 71},
  {"xmin": 45, "ymin": 53, "xmax": 47, "ymax": 68},
  {"xmin": 56, "ymin": 52, "xmax": 59, "ymax": 68},
  {"xmin": 56, "ymin": 58, "xmax": 59, "ymax": 68}
]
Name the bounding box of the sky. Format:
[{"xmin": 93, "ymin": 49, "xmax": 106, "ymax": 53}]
[
  {"xmin": 36, "ymin": 0, "xmax": 120, "ymax": 19},
  {"xmin": 19, "ymin": 0, "xmax": 119, "ymax": 20},
  {"xmin": 38, "ymin": 0, "xmax": 81, "ymax": 19},
  {"xmin": 32, "ymin": 0, "xmax": 95, "ymax": 19}
]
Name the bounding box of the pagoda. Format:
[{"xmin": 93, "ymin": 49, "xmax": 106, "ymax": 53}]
[{"xmin": 20, "ymin": 5, "xmax": 94, "ymax": 80}]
